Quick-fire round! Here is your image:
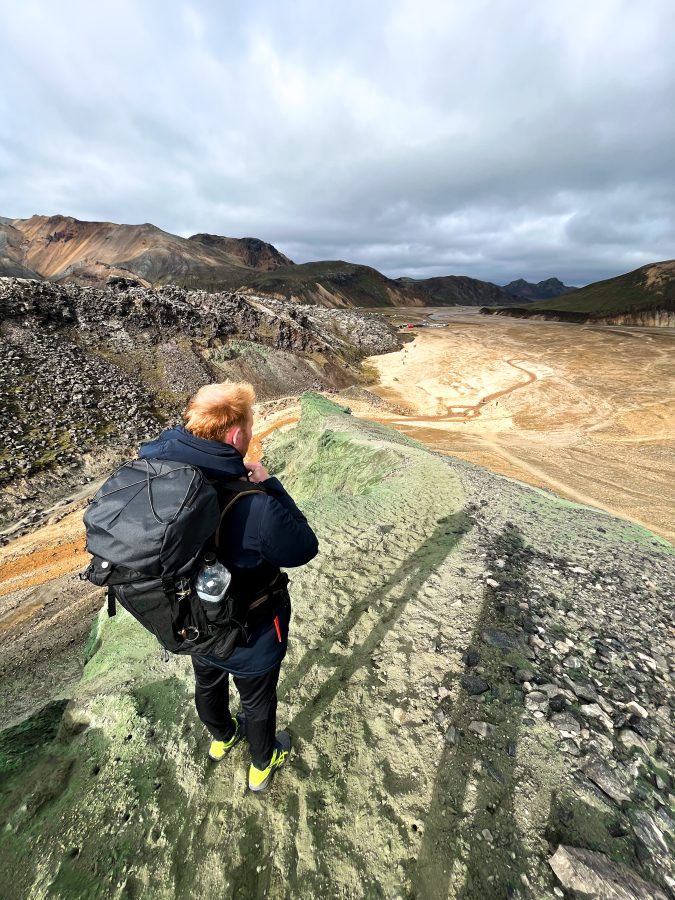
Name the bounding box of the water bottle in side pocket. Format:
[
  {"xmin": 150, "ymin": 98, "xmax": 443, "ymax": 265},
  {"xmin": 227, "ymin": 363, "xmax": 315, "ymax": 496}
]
[{"xmin": 195, "ymin": 552, "xmax": 231, "ymax": 605}]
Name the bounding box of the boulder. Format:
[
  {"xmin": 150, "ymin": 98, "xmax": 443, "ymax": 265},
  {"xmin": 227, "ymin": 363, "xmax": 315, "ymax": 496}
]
[{"xmin": 549, "ymin": 845, "xmax": 667, "ymax": 899}]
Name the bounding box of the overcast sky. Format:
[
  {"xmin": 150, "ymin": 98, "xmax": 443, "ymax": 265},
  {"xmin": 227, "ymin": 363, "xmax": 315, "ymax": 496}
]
[{"xmin": 1, "ymin": 1, "xmax": 673, "ymax": 285}]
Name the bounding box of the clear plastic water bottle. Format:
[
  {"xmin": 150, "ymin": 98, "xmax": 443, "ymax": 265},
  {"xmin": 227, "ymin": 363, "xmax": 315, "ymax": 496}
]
[{"xmin": 195, "ymin": 552, "xmax": 231, "ymax": 604}]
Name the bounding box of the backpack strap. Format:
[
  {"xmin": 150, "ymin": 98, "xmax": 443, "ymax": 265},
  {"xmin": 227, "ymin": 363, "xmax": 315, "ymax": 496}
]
[
  {"xmin": 107, "ymin": 586, "xmax": 117, "ymax": 618},
  {"xmin": 214, "ymin": 481, "xmax": 268, "ymax": 549},
  {"xmin": 248, "ymin": 571, "xmax": 290, "ymax": 610}
]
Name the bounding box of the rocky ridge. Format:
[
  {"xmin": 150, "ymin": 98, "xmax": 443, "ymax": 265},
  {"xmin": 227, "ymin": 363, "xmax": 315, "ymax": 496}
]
[
  {"xmin": 0, "ymin": 277, "xmax": 399, "ymax": 538},
  {"xmin": 0, "ymin": 395, "xmax": 672, "ymax": 898}
]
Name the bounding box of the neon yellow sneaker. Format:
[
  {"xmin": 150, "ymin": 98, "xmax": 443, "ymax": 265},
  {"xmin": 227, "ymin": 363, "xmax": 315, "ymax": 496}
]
[
  {"xmin": 248, "ymin": 731, "xmax": 292, "ymax": 793},
  {"xmin": 208, "ymin": 715, "xmax": 246, "ymax": 761}
]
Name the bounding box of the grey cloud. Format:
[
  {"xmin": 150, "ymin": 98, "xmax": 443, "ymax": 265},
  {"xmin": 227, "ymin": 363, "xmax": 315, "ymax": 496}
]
[{"xmin": 1, "ymin": 0, "xmax": 673, "ymax": 285}]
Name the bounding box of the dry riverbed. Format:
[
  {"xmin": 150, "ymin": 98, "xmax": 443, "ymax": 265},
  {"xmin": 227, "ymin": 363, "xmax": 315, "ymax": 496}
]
[{"xmin": 353, "ymin": 308, "xmax": 675, "ymax": 543}]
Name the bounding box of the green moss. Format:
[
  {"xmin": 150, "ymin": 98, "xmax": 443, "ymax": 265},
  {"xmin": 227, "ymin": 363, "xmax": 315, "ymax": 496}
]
[
  {"xmin": 211, "ymin": 339, "xmax": 273, "ymax": 363},
  {"xmin": 132, "ymin": 676, "xmax": 192, "ymax": 734},
  {"xmin": 263, "ymin": 393, "xmax": 441, "ymax": 505},
  {"xmin": 546, "ymin": 787, "xmax": 636, "ymax": 865},
  {"xmin": 30, "ymin": 431, "xmax": 72, "ymax": 471},
  {"xmin": 45, "ymin": 855, "xmax": 104, "ymax": 899},
  {"xmin": 0, "ymin": 701, "xmax": 70, "ymax": 778},
  {"xmin": 82, "ymin": 608, "xmax": 105, "ymax": 665},
  {"xmin": 80, "ymin": 608, "xmax": 158, "ymax": 688}
]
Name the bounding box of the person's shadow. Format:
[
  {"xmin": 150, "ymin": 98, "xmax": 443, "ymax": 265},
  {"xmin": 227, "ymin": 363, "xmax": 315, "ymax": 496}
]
[
  {"xmin": 280, "ymin": 516, "xmax": 532, "ymax": 899},
  {"xmin": 280, "ymin": 510, "xmax": 472, "ymax": 744},
  {"xmin": 413, "ymin": 523, "xmax": 531, "ymax": 899}
]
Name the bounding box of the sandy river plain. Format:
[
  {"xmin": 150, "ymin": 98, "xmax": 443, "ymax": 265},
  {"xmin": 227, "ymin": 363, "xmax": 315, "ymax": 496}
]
[{"xmin": 350, "ymin": 307, "xmax": 675, "ymax": 543}]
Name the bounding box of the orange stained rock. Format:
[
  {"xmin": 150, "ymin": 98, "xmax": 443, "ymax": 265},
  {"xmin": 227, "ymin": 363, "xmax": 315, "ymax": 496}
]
[
  {"xmin": 246, "ymin": 414, "xmax": 300, "ymax": 463},
  {"xmin": 0, "ymin": 538, "xmax": 89, "ymax": 598}
]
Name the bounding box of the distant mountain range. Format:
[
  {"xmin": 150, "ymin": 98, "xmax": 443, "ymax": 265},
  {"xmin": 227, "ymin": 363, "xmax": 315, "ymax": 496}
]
[
  {"xmin": 0, "ymin": 214, "xmax": 518, "ymax": 308},
  {"xmin": 6, "ymin": 214, "xmax": 664, "ymax": 320},
  {"xmin": 483, "ymin": 261, "xmax": 675, "ymax": 327},
  {"xmin": 502, "ymin": 277, "xmax": 577, "ymax": 300}
]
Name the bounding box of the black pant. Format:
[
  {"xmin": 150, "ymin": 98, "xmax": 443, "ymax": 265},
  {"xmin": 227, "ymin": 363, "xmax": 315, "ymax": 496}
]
[{"xmin": 192, "ymin": 657, "xmax": 281, "ymax": 770}]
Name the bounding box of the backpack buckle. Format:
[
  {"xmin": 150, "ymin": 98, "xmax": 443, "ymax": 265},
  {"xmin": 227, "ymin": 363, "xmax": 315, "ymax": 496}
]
[
  {"xmin": 175, "ymin": 577, "xmax": 192, "ymax": 599},
  {"xmin": 179, "ymin": 626, "xmax": 200, "ymax": 642}
]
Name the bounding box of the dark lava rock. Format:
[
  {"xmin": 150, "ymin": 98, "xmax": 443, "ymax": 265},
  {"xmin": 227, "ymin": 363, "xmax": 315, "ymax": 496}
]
[
  {"xmin": 460, "ymin": 674, "xmax": 490, "ymax": 695},
  {"xmin": 481, "ymin": 628, "xmax": 525, "ymax": 654}
]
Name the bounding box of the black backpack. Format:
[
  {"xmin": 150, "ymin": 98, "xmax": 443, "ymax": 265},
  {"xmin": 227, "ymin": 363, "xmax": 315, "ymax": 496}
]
[{"xmin": 81, "ymin": 457, "xmax": 275, "ymax": 658}]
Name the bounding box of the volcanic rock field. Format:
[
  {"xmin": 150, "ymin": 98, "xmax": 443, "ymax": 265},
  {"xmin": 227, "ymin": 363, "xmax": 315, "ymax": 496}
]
[{"xmin": 0, "ymin": 277, "xmax": 397, "ymax": 540}]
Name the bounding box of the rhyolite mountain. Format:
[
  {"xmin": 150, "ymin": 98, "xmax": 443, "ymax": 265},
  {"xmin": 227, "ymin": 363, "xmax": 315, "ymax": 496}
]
[
  {"xmin": 503, "ymin": 277, "xmax": 577, "ymax": 301},
  {"xmin": 483, "ymin": 260, "xmax": 675, "ymax": 327},
  {"xmin": 0, "ymin": 215, "xmax": 292, "ymax": 288},
  {"xmin": 0, "ymin": 214, "xmax": 517, "ymax": 308}
]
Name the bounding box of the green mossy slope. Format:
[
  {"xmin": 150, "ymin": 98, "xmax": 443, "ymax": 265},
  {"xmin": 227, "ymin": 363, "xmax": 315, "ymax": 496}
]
[{"xmin": 0, "ymin": 394, "xmax": 672, "ymax": 899}]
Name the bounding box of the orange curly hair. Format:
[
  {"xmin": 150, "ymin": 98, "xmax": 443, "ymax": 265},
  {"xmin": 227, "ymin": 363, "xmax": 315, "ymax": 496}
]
[{"xmin": 183, "ymin": 381, "xmax": 256, "ymax": 443}]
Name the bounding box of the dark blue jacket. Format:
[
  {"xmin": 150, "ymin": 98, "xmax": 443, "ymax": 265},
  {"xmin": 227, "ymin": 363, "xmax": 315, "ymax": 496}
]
[{"xmin": 138, "ymin": 425, "xmax": 319, "ymax": 675}]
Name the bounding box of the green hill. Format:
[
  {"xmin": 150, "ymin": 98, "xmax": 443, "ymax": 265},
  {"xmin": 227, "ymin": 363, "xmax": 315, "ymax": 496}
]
[
  {"xmin": 397, "ymin": 274, "xmax": 514, "ymax": 307},
  {"xmin": 231, "ymin": 260, "xmax": 420, "ymax": 307},
  {"xmin": 482, "ymin": 261, "xmax": 675, "ymax": 326},
  {"xmin": 230, "ymin": 265, "xmax": 517, "ymax": 309}
]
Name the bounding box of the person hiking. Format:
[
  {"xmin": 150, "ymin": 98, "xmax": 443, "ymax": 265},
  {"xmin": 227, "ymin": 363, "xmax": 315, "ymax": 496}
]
[{"xmin": 138, "ymin": 381, "xmax": 319, "ymax": 792}]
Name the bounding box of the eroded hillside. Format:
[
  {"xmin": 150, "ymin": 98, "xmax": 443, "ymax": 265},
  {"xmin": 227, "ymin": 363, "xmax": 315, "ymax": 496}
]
[
  {"xmin": 0, "ymin": 277, "xmax": 398, "ymax": 540},
  {"xmin": 0, "ymin": 396, "xmax": 672, "ymax": 899},
  {"xmin": 2, "ymin": 216, "xmax": 292, "ymax": 286}
]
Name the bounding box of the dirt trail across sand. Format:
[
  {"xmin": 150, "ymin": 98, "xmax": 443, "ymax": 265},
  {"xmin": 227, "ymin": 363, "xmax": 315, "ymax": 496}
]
[{"xmin": 385, "ymin": 358, "xmax": 539, "ymax": 423}]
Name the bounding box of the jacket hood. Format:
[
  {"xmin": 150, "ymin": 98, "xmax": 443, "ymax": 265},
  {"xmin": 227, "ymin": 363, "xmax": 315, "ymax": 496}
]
[{"xmin": 138, "ymin": 425, "xmax": 248, "ymax": 481}]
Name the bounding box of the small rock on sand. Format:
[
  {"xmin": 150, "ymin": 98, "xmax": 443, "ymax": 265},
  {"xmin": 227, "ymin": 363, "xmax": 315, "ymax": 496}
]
[{"xmin": 468, "ymin": 721, "xmax": 495, "ymax": 739}]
